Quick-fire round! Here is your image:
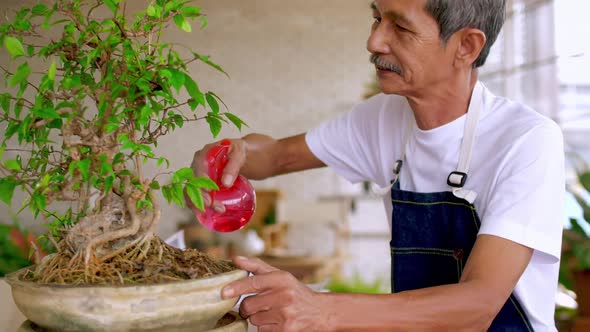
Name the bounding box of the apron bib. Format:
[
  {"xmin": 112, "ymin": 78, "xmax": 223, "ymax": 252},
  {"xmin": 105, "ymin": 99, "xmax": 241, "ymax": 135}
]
[{"xmin": 383, "ymin": 84, "xmax": 534, "ymax": 331}]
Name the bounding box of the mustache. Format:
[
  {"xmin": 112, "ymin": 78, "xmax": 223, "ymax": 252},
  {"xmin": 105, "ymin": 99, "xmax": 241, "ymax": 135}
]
[{"xmin": 370, "ymin": 54, "xmax": 403, "ymax": 75}]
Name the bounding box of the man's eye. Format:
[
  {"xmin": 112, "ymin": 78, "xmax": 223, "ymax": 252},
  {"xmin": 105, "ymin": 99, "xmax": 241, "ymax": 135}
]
[
  {"xmin": 395, "ymin": 24, "xmax": 409, "ymax": 32},
  {"xmin": 373, "ymin": 16, "xmax": 382, "ymax": 23}
]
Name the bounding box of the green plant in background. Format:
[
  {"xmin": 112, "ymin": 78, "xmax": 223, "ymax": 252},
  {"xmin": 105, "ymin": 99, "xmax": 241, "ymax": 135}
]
[
  {"xmin": 0, "ymin": 0, "xmax": 243, "ymax": 284},
  {"xmin": 560, "ymin": 154, "xmax": 590, "ymax": 290},
  {"xmin": 0, "ymin": 220, "xmax": 55, "ymax": 277},
  {"xmin": 326, "ymin": 272, "xmax": 385, "ymax": 294}
]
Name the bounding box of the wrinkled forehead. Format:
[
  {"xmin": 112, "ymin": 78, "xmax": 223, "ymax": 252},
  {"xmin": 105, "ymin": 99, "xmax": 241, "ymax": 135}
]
[{"xmin": 371, "ymin": 0, "xmax": 438, "ymax": 30}]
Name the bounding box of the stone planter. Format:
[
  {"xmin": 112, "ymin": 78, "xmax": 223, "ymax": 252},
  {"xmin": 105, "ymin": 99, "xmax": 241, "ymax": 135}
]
[{"xmin": 6, "ymin": 267, "xmax": 248, "ymax": 332}]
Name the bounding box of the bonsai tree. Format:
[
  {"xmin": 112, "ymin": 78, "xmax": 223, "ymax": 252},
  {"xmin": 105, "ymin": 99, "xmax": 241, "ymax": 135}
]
[{"xmin": 0, "ymin": 0, "xmax": 244, "ymax": 284}]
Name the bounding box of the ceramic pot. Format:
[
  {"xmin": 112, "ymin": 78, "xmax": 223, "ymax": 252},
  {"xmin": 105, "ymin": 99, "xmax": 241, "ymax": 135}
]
[{"xmin": 6, "ymin": 268, "xmax": 247, "ymax": 332}]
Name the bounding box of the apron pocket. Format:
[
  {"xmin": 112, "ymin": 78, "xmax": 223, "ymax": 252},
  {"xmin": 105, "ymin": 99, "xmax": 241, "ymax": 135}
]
[{"xmin": 391, "ymin": 247, "xmax": 464, "ymax": 292}]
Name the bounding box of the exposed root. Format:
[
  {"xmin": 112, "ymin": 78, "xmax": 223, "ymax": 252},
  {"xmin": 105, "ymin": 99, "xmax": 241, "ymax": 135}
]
[{"xmin": 22, "ymin": 237, "xmax": 236, "ymax": 285}]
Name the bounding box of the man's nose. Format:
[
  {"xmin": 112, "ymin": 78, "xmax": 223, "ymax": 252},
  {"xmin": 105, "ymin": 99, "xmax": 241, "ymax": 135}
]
[{"xmin": 367, "ymin": 25, "xmax": 392, "ymax": 55}]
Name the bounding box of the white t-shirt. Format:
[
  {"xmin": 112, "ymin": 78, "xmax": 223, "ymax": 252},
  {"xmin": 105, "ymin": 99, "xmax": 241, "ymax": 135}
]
[{"xmin": 306, "ymin": 82, "xmax": 565, "ymax": 331}]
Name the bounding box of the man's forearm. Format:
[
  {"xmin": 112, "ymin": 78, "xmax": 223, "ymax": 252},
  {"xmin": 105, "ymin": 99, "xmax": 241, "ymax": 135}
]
[
  {"xmin": 321, "ymin": 281, "xmax": 503, "ymax": 332},
  {"xmin": 241, "ymin": 133, "xmax": 325, "ymax": 180}
]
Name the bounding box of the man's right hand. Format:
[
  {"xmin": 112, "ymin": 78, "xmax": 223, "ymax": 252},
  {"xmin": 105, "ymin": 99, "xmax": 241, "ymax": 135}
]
[
  {"xmin": 188, "ymin": 138, "xmax": 248, "ymax": 213},
  {"xmin": 187, "ymin": 133, "xmax": 325, "ymax": 213}
]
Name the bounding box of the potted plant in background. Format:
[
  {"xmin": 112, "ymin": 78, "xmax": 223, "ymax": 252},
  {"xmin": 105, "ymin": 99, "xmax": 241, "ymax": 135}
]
[
  {"xmin": 560, "ymin": 154, "xmax": 590, "ymax": 331},
  {"xmin": 0, "ymin": 0, "xmax": 248, "ymax": 331}
]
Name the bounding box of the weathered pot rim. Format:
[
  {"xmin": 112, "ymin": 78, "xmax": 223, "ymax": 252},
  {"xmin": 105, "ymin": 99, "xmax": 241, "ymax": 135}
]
[{"xmin": 5, "ymin": 266, "xmax": 248, "ymax": 291}]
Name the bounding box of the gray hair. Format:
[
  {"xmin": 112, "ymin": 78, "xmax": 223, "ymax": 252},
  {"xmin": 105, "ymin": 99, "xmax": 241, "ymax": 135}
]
[{"xmin": 425, "ymin": 0, "xmax": 506, "ymax": 68}]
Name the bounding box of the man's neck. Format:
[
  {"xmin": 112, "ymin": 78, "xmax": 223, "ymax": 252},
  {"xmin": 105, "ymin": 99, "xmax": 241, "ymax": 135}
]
[{"xmin": 406, "ymin": 71, "xmax": 478, "ymax": 130}]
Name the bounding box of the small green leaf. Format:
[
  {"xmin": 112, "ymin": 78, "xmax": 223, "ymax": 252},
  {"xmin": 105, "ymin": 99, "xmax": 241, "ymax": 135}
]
[
  {"xmin": 162, "ymin": 186, "xmax": 173, "ymax": 204},
  {"xmin": 147, "ymin": 5, "xmax": 157, "ymax": 17},
  {"xmin": 200, "ymin": 16, "xmax": 208, "ymax": 29},
  {"xmin": 27, "ymin": 45, "xmax": 35, "ymax": 57},
  {"xmin": 32, "ymin": 4, "xmax": 48, "ymax": 15},
  {"xmin": 173, "ymin": 14, "xmax": 192, "ymax": 32},
  {"xmin": 48, "ymin": 60, "xmax": 56, "ymax": 81},
  {"xmin": 0, "ymin": 178, "xmax": 17, "ymax": 205},
  {"xmin": 189, "ymin": 177, "xmax": 219, "ymax": 191},
  {"xmin": 10, "ymin": 62, "xmax": 31, "ymax": 87},
  {"xmin": 103, "ymin": 0, "xmax": 118, "ymax": 14},
  {"xmin": 157, "ymin": 157, "xmax": 169, "ymax": 168},
  {"xmin": 206, "ymin": 116, "xmax": 222, "ymax": 138},
  {"xmin": 206, "ymin": 92, "xmax": 219, "ymax": 114},
  {"xmin": 183, "ymin": 74, "xmax": 204, "ymax": 104},
  {"xmin": 171, "ymin": 183, "xmax": 185, "ymax": 207},
  {"xmin": 224, "ymin": 112, "xmax": 246, "ymax": 130},
  {"xmin": 0, "ymin": 145, "xmax": 4, "ymax": 160},
  {"xmin": 149, "ymin": 181, "xmax": 161, "ymax": 190},
  {"xmin": 181, "ymin": 6, "xmax": 201, "ymax": 17},
  {"xmin": 76, "ymin": 159, "xmax": 91, "ymax": 180},
  {"xmin": 4, "ymin": 159, "xmax": 21, "ymax": 171},
  {"xmin": 0, "ymin": 93, "xmax": 10, "ymax": 112},
  {"xmin": 4, "ymin": 37, "xmax": 25, "ymax": 57},
  {"xmin": 186, "ymin": 183, "xmax": 204, "ymax": 210},
  {"xmin": 173, "ymin": 167, "xmax": 195, "ymax": 183},
  {"xmin": 36, "ymin": 107, "xmax": 59, "ymax": 119}
]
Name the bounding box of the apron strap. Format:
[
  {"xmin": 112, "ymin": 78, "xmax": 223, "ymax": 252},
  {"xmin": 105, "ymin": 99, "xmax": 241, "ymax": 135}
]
[
  {"xmin": 447, "ymin": 83, "xmax": 484, "ymax": 204},
  {"xmin": 371, "ymin": 111, "xmax": 414, "ymax": 196}
]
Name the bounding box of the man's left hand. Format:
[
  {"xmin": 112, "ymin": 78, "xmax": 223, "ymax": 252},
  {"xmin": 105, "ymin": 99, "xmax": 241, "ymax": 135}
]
[{"xmin": 221, "ymin": 256, "xmax": 332, "ymax": 332}]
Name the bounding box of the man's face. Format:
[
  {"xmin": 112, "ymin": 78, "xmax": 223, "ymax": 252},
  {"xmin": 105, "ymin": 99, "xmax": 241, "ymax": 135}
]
[{"xmin": 368, "ymin": 0, "xmax": 456, "ymax": 95}]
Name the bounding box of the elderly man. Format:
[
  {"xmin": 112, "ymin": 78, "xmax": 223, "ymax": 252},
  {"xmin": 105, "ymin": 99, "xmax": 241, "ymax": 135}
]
[{"xmin": 189, "ymin": 0, "xmax": 564, "ymax": 330}]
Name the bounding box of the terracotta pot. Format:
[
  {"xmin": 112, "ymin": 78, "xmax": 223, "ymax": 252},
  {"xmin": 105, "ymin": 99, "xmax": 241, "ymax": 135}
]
[
  {"xmin": 6, "ymin": 267, "xmax": 247, "ymax": 332},
  {"xmin": 574, "ymin": 270, "xmax": 590, "ymax": 317}
]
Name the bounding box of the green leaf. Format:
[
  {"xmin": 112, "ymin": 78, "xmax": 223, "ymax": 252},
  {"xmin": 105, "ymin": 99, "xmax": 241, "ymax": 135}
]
[
  {"xmin": 183, "ymin": 74, "xmax": 204, "ymax": 104},
  {"xmin": 157, "ymin": 157, "xmax": 169, "ymax": 168},
  {"xmin": 206, "ymin": 116, "xmax": 222, "ymax": 138},
  {"xmin": 173, "ymin": 167, "xmax": 195, "ymax": 183},
  {"xmin": 171, "ymin": 183, "xmax": 185, "ymax": 207},
  {"xmin": 32, "ymin": 4, "xmax": 48, "ymax": 15},
  {"xmin": 173, "ymin": 14, "xmax": 192, "ymax": 32},
  {"xmin": 167, "ymin": 69, "xmax": 185, "ymax": 92},
  {"xmin": 27, "ymin": 45, "xmax": 35, "ymax": 57},
  {"xmin": 186, "ymin": 183, "xmax": 204, "ymax": 210},
  {"xmin": 4, "ymin": 159, "xmax": 21, "ymax": 171},
  {"xmin": 580, "ymin": 172, "xmax": 590, "ymax": 193},
  {"xmin": 149, "ymin": 181, "xmax": 161, "ymax": 190},
  {"xmin": 224, "ymin": 112, "xmax": 246, "ymax": 130},
  {"xmin": 189, "ymin": 177, "xmax": 219, "ymax": 191},
  {"xmin": 103, "ymin": 0, "xmax": 118, "ymax": 14},
  {"xmin": 206, "ymin": 92, "xmax": 219, "ymax": 114},
  {"xmin": 4, "ymin": 37, "xmax": 25, "ymax": 58},
  {"xmin": 147, "ymin": 5, "xmax": 157, "ymax": 17},
  {"xmin": 0, "ymin": 93, "xmax": 10, "ymax": 112},
  {"xmin": 0, "ymin": 145, "xmax": 4, "ymax": 160},
  {"xmin": 10, "ymin": 62, "xmax": 31, "ymax": 87},
  {"xmin": 0, "ymin": 178, "xmax": 17, "ymax": 205},
  {"xmin": 48, "ymin": 60, "xmax": 56, "ymax": 81},
  {"xmin": 36, "ymin": 107, "xmax": 59, "ymax": 119},
  {"xmin": 200, "ymin": 16, "xmax": 208, "ymax": 29},
  {"xmin": 194, "ymin": 52, "xmax": 228, "ymax": 76},
  {"xmin": 162, "ymin": 185, "xmax": 173, "ymax": 204},
  {"xmin": 181, "ymin": 6, "xmax": 201, "ymax": 17},
  {"xmin": 76, "ymin": 159, "xmax": 91, "ymax": 180}
]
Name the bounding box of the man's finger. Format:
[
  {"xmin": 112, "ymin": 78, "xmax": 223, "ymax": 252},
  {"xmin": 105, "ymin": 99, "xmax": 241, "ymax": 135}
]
[
  {"xmin": 247, "ymin": 308, "xmax": 282, "ymax": 326},
  {"xmin": 221, "ymin": 271, "xmax": 289, "ymax": 299},
  {"xmin": 233, "ymin": 256, "xmax": 279, "ymax": 275},
  {"xmin": 239, "ymin": 291, "xmax": 277, "ymax": 318},
  {"xmin": 221, "ymin": 140, "xmax": 247, "ymax": 187}
]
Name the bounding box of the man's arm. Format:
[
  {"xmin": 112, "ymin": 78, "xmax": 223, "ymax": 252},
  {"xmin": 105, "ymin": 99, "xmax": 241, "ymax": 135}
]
[
  {"xmin": 325, "ymin": 235, "xmax": 533, "ymax": 331},
  {"xmin": 192, "ymin": 133, "xmax": 325, "ymax": 188},
  {"xmin": 224, "ymin": 235, "xmax": 533, "ymax": 331},
  {"xmin": 240, "ymin": 133, "xmax": 326, "ymax": 180}
]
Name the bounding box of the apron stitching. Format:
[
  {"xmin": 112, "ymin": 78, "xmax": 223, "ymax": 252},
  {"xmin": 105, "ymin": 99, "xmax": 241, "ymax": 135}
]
[
  {"xmin": 391, "ymin": 250, "xmax": 455, "ymax": 257},
  {"xmin": 392, "ymin": 199, "xmax": 476, "ymax": 210},
  {"xmin": 470, "ymin": 208, "xmax": 481, "ymax": 231},
  {"xmin": 509, "ymin": 296, "xmax": 534, "ymax": 332},
  {"xmin": 392, "ymin": 247, "xmax": 455, "ymax": 253}
]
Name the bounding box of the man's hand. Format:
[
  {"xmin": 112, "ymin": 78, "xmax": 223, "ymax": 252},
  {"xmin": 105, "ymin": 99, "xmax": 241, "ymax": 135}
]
[
  {"xmin": 187, "ymin": 138, "xmax": 248, "ymax": 213},
  {"xmin": 221, "ymin": 257, "xmax": 333, "ymax": 332}
]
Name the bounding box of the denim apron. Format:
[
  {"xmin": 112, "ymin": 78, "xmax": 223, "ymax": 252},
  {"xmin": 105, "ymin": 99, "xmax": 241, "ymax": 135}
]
[{"xmin": 384, "ymin": 84, "xmax": 534, "ymax": 331}]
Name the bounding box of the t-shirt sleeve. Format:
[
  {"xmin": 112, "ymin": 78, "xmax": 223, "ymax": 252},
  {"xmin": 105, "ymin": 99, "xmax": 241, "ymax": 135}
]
[
  {"xmin": 305, "ymin": 95, "xmax": 395, "ymax": 184},
  {"xmin": 479, "ymin": 123, "xmax": 565, "ymax": 264}
]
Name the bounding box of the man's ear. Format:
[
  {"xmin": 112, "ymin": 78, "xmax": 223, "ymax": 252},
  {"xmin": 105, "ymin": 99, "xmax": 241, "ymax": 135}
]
[{"xmin": 452, "ymin": 28, "xmax": 487, "ymax": 68}]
